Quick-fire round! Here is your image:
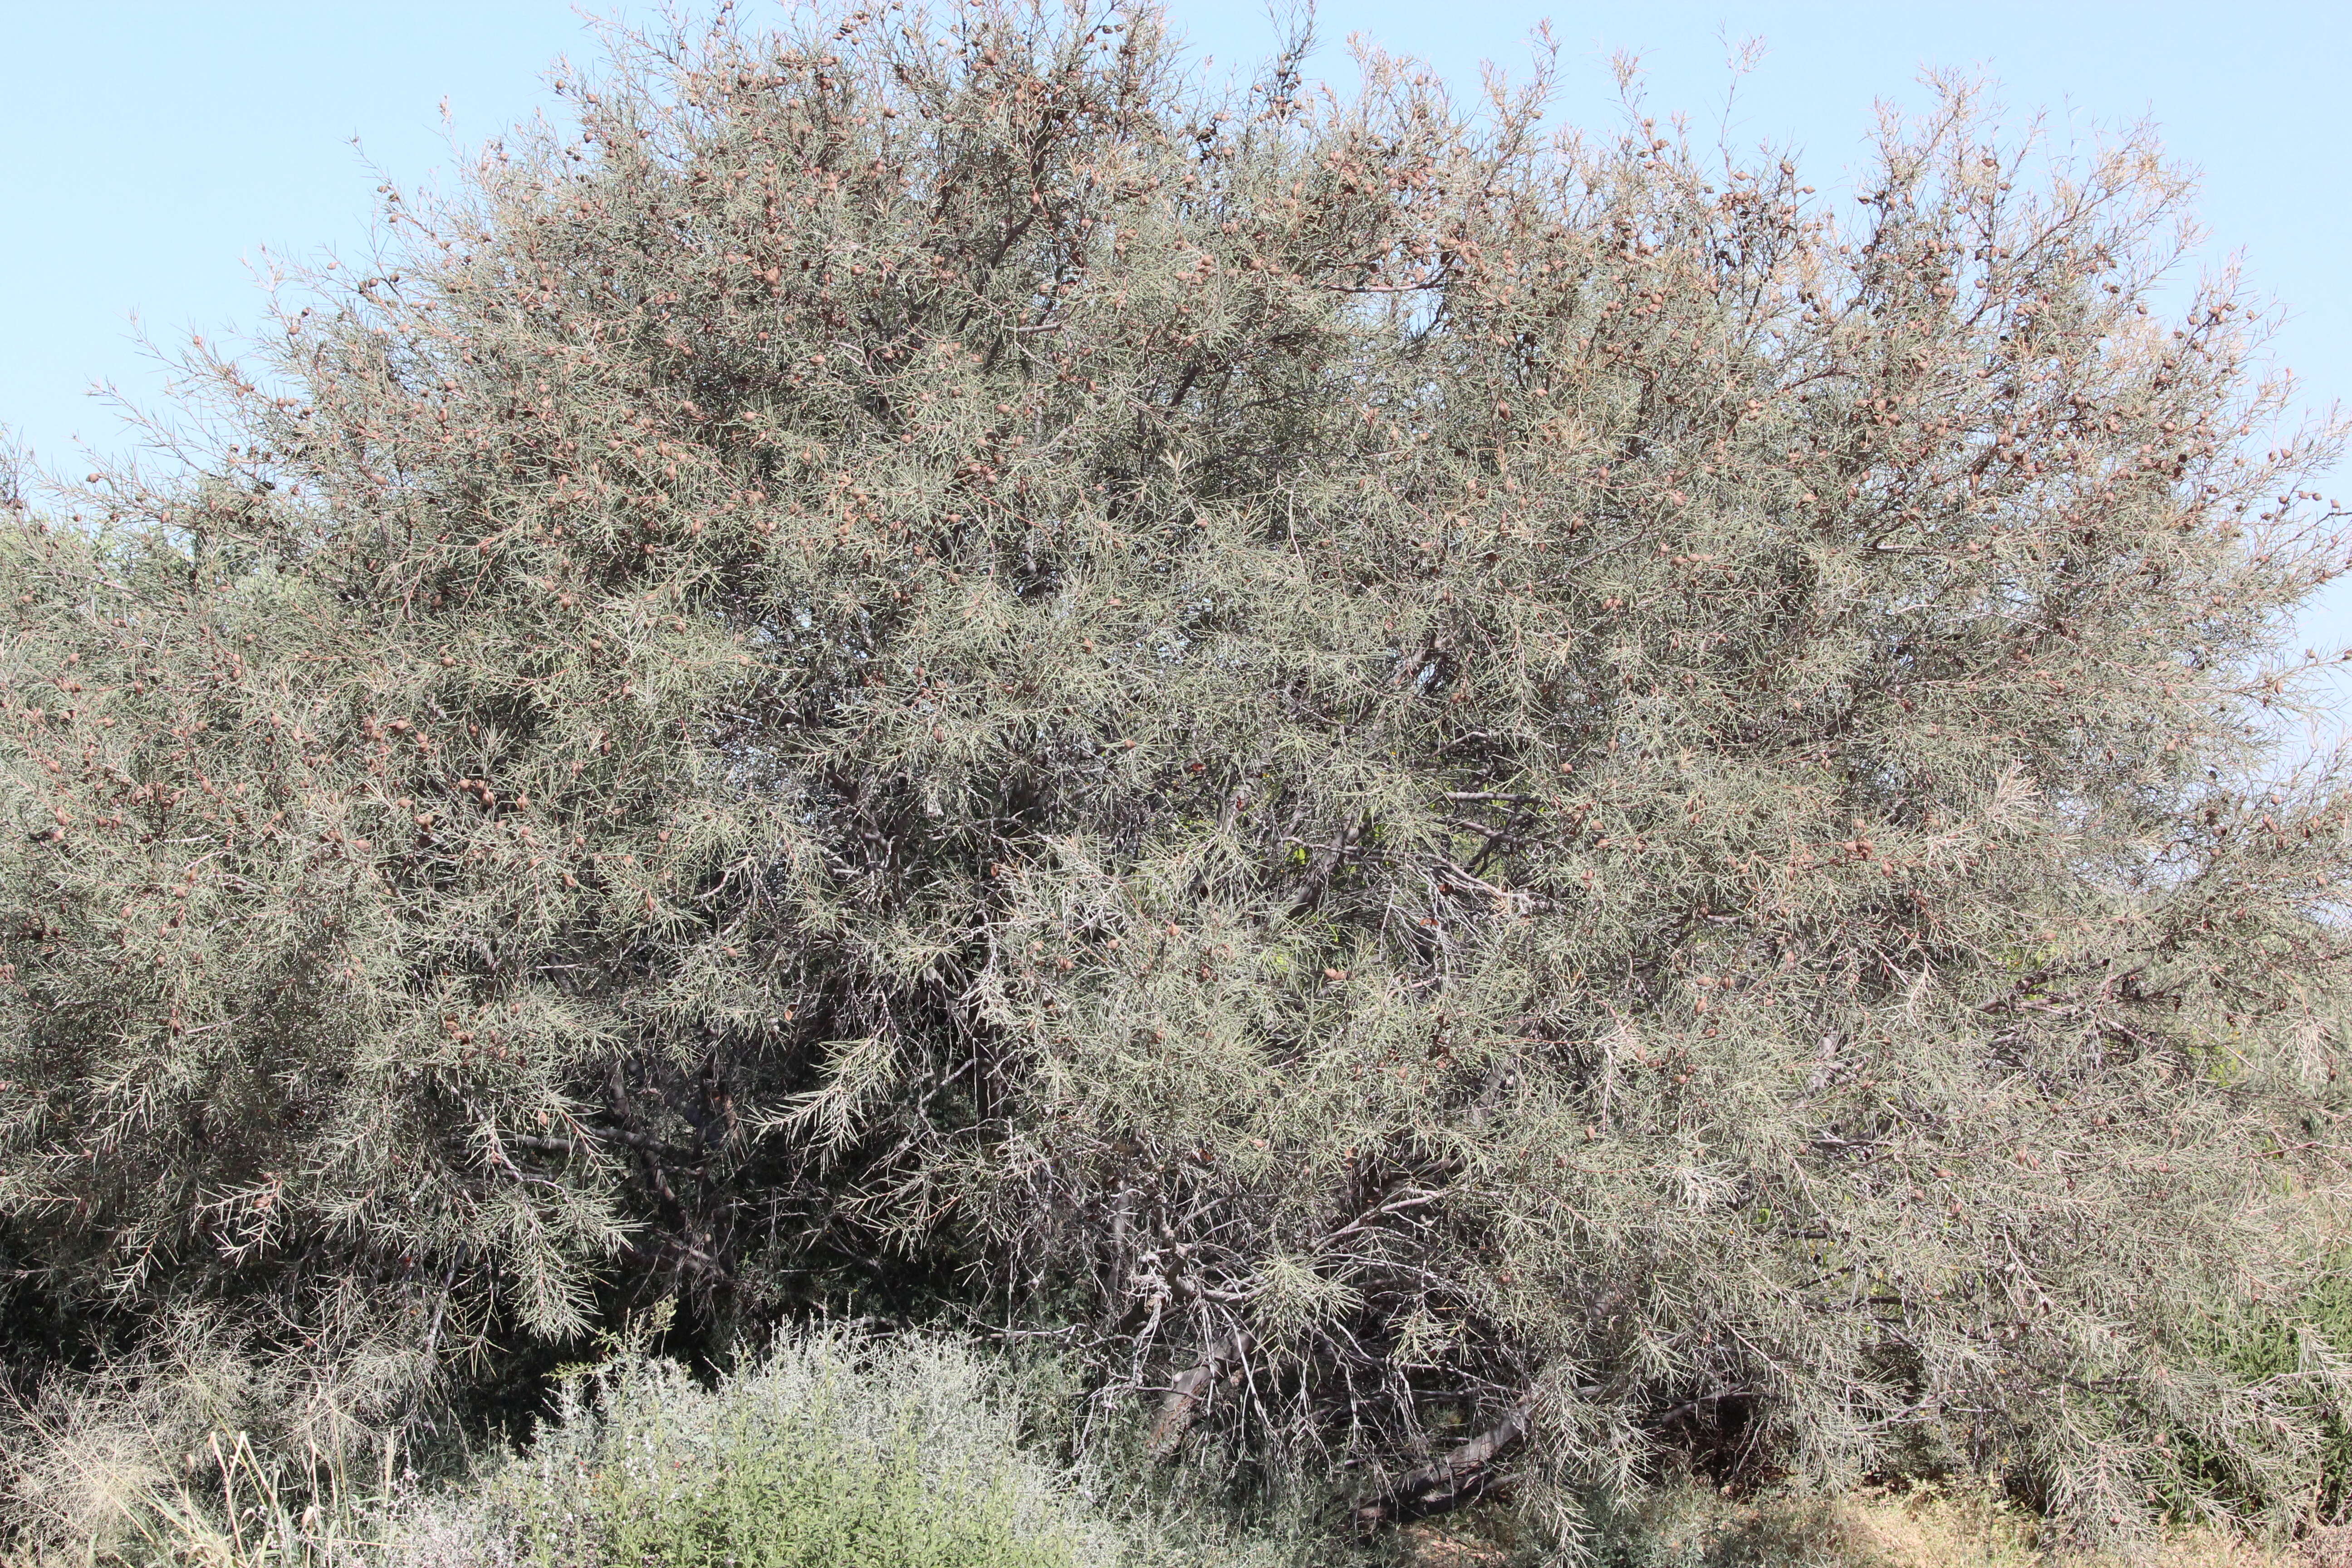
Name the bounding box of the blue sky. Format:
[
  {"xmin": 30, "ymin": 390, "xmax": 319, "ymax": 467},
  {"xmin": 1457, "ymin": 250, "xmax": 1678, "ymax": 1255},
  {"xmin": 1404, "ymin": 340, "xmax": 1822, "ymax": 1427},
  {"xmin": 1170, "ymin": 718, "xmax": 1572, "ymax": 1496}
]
[{"xmin": 5, "ymin": 0, "xmax": 2348, "ymax": 662}]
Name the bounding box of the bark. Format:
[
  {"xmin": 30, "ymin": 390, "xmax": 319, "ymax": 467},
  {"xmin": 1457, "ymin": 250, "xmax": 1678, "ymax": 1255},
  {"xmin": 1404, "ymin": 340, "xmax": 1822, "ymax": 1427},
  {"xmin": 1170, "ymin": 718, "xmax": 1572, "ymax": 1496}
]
[
  {"xmin": 1353, "ymin": 1397, "xmax": 1534, "ymax": 1528},
  {"xmin": 1146, "ymin": 1332, "xmax": 1247, "ymax": 1456}
]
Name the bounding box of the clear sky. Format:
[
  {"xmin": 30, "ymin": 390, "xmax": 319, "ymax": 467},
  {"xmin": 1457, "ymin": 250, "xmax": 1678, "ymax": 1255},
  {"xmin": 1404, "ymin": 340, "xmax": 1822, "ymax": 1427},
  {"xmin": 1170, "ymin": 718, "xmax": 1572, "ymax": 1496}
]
[{"xmin": 5, "ymin": 0, "xmax": 2348, "ymax": 654}]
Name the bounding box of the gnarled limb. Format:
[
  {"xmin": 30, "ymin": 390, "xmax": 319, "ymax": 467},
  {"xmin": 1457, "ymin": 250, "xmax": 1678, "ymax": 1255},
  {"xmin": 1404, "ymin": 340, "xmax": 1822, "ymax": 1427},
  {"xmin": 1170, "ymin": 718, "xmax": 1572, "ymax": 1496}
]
[
  {"xmin": 1353, "ymin": 1397, "xmax": 1535, "ymax": 1528},
  {"xmin": 1147, "ymin": 1331, "xmax": 1248, "ymax": 1456}
]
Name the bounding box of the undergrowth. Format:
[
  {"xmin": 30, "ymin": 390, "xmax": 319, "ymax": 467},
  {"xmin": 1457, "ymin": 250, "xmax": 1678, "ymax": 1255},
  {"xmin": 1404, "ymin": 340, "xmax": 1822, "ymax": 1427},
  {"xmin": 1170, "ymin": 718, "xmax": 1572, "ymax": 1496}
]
[{"xmin": 29, "ymin": 1323, "xmax": 1309, "ymax": 1568}]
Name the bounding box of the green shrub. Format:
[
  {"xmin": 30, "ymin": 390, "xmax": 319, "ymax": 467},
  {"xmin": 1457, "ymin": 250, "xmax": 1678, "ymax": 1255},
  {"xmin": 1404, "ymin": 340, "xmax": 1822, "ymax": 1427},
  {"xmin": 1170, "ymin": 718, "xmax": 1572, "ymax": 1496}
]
[
  {"xmin": 7, "ymin": 1324, "xmax": 1302, "ymax": 1568},
  {"xmin": 390, "ymin": 1325, "xmax": 1300, "ymax": 1568},
  {"xmin": 2152, "ymin": 1257, "xmax": 2352, "ymax": 1526},
  {"xmin": 415, "ymin": 1328, "xmax": 1106, "ymax": 1568}
]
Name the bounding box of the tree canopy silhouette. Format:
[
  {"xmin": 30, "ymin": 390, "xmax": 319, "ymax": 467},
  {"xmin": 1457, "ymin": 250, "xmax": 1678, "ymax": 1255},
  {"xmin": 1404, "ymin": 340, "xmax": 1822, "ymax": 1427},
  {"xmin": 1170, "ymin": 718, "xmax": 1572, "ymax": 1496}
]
[{"xmin": 5, "ymin": 2, "xmax": 2351, "ymax": 1549}]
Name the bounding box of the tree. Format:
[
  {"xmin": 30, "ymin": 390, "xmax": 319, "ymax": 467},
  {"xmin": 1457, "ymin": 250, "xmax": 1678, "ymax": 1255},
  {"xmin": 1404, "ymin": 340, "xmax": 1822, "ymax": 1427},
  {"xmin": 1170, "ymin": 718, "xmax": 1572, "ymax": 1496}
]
[{"xmin": 5, "ymin": 2, "xmax": 2351, "ymax": 1549}]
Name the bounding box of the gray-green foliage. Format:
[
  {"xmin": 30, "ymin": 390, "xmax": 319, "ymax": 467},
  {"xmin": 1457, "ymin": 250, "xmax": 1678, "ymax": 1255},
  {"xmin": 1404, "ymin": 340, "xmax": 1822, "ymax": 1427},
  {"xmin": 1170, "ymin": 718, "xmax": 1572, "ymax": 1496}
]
[
  {"xmin": 2155, "ymin": 1261, "xmax": 2352, "ymax": 1524},
  {"xmin": 14, "ymin": 1325, "xmax": 1281, "ymax": 1568},
  {"xmin": 402, "ymin": 1328, "xmax": 1120, "ymax": 1568},
  {"xmin": 5, "ymin": 0, "xmax": 2352, "ymax": 1549}
]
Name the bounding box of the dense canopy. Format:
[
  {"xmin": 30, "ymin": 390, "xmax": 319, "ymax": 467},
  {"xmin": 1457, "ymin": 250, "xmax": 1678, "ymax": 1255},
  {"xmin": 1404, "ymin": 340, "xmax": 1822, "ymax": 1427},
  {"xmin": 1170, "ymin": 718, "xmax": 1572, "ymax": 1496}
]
[{"xmin": 5, "ymin": 3, "xmax": 2351, "ymax": 1552}]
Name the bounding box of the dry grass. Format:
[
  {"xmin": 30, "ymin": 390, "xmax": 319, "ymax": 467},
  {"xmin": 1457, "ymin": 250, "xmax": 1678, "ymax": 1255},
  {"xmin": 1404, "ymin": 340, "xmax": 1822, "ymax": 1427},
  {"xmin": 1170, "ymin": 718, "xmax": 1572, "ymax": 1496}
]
[
  {"xmin": 1403, "ymin": 1484, "xmax": 2315, "ymax": 1568},
  {"xmin": 1840, "ymin": 1485, "xmax": 2312, "ymax": 1568}
]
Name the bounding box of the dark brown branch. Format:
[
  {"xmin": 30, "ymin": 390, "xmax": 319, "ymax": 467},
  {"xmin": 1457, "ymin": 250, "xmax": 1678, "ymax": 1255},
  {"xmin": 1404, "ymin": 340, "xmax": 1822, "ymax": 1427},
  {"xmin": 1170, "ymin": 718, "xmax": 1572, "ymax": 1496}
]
[{"xmin": 1352, "ymin": 1396, "xmax": 1534, "ymax": 1528}]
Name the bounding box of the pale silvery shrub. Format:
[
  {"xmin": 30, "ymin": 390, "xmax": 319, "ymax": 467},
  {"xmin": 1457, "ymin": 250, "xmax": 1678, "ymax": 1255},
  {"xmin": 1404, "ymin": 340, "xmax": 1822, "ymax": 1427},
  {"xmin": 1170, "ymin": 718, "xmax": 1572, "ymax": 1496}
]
[{"xmin": 4, "ymin": 2, "xmax": 2350, "ymax": 1550}]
